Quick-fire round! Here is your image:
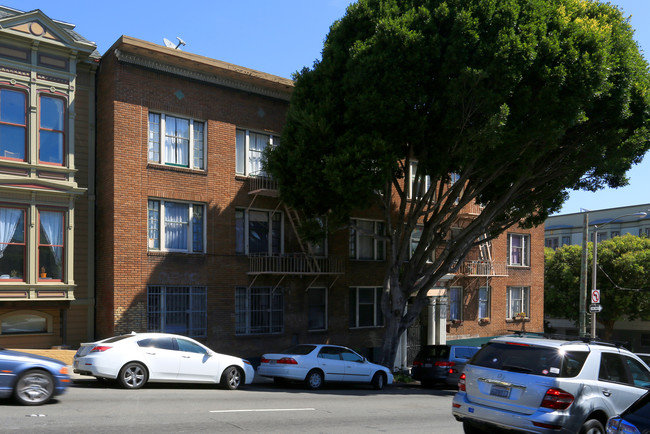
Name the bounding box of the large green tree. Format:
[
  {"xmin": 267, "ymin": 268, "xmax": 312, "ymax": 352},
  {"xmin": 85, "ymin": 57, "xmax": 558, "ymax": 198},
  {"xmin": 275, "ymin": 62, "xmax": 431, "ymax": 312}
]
[
  {"xmin": 266, "ymin": 0, "xmax": 650, "ymax": 367},
  {"xmin": 545, "ymin": 235, "xmax": 650, "ymax": 338}
]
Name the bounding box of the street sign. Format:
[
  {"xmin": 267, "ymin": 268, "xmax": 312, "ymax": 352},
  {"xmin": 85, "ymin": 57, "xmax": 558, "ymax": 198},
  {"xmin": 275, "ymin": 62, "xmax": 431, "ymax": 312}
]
[
  {"xmin": 590, "ymin": 304, "xmax": 603, "ymax": 312},
  {"xmin": 591, "ymin": 290, "xmax": 601, "ymax": 304}
]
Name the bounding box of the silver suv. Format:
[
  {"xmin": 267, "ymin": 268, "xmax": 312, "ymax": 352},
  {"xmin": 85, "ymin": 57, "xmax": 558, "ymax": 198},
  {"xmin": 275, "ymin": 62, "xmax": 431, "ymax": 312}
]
[{"xmin": 451, "ymin": 335, "xmax": 650, "ymax": 433}]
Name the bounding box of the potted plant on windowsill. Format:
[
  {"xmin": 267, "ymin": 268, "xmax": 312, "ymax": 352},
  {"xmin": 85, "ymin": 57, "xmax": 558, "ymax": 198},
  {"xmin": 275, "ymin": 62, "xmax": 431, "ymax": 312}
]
[
  {"xmin": 512, "ymin": 312, "xmax": 527, "ymax": 320},
  {"xmin": 40, "ymin": 266, "xmax": 47, "ymax": 278},
  {"xmin": 479, "ymin": 317, "xmax": 490, "ymax": 324},
  {"xmin": 450, "ymin": 319, "xmax": 463, "ymax": 325}
]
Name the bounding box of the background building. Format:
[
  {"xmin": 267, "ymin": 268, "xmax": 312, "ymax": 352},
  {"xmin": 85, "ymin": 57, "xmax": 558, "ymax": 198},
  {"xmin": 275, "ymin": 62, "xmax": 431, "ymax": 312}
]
[
  {"xmin": 545, "ymin": 204, "xmax": 650, "ymax": 349},
  {"xmin": 0, "ymin": 6, "xmax": 98, "ymax": 348}
]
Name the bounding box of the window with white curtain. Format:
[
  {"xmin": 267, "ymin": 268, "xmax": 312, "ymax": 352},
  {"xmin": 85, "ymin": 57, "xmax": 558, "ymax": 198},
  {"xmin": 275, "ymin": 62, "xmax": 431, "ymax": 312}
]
[
  {"xmin": 507, "ymin": 233, "xmax": 530, "ymax": 266},
  {"xmin": 449, "ymin": 286, "xmax": 462, "ymax": 321},
  {"xmin": 479, "ymin": 286, "xmax": 490, "ymax": 319},
  {"xmin": 148, "ymin": 199, "xmax": 205, "ymax": 253},
  {"xmin": 148, "ymin": 112, "xmax": 205, "ymax": 169},
  {"xmin": 507, "ymin": 286, "xmax": 530, "ymax": 318},
  {"xmin": 0, "ymin": 206, "xmax": 25, "ymax": 281},
  {"xmin": 38, "ymin": 209, "xmax": 64, "ymax": 280},
  {"xmin": 235, "ymin": 129, "xmax": 279, "ymax": 176}
]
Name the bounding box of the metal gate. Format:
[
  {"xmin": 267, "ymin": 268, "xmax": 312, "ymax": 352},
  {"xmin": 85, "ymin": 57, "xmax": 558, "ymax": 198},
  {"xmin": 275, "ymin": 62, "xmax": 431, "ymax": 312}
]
[{"xmin": 406, "ymin": 316, "xmax": 422, "ymax": 367}]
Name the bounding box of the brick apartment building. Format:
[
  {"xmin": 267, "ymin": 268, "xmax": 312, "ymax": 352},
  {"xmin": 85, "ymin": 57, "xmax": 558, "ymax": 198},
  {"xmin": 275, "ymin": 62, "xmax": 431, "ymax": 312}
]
[
  {"xmin": 94, "ymin": 35, "xmax": 544, "ymax": 365},
  {"xmin": 0, "ymin": 6, "xmax": 98, "ymax": 348}
]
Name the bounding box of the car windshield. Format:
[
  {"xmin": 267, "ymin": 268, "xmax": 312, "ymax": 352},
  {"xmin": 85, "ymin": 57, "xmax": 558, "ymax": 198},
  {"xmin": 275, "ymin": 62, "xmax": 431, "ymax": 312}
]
[
  {"xmin": 282, "ymin": 345, "xmax": 317, "ymax": 355},
  {"xmin": 470, "ymin": 342, "xmax": 588, "ymax": 378},
  {"xmin": 418, "ymin": 346, "xmax": 451, "ymax": 358}
]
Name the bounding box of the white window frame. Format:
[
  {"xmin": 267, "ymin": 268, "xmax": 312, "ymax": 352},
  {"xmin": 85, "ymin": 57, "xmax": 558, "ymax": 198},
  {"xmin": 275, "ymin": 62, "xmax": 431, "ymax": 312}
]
[
  {"xmin": 410, "ymin": 225, "xmax": 434, "ymax": 262},
  {"xmin": 478, "ymin": 286, "xmax": 490, "ymax": 320},
  {"xmin": 507, "ymin": 233, "xmax": 530, "ymax": 267},
  {"xmin": 308, "ymin": 287, "xmax": 327, "ymax": 331},
  {"xmin": 448, "ymin": 286, "xmax": 462, "ymax": 321},
  {"xmin": 148, "ymin": 199, "xmax": 206, "ymax": 253},
  {"xmin": 148, "ymin": 112, "xmax": 205, "ymax": 170},
  {"xmin": 409, "ymin": 161, "xmax": 431, "ymax": 199},
  {"xmin": 147, "ymin": 286, "xmax": 207, "ymax": 337},
  {"xmin": 235, "ymin": 208, "xmax": 284, "ymax": 255},
  {"xmin": 235, "ymin": 286, "xmax": 284, "ymax": 335},
  {"xmin": 349, "ymin": 287, "xmax": 384, "ymax": 328},
  {"xmin": 235, "ymin": 128, "xmax": 279, "ymax": 176},
  {"xmin": 349, "ymin": 218, "xmax": 385, "ymax": 261},
  {"xmin": 507, "ymin": 286, "xmax": 530, "ymax": 319}
]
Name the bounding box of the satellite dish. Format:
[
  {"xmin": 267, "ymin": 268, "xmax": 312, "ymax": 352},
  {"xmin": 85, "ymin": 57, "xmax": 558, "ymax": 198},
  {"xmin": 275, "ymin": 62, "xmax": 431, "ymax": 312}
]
[{"xmin": 162, "ymin": 37, "xmax": 186, "ymax": 50}]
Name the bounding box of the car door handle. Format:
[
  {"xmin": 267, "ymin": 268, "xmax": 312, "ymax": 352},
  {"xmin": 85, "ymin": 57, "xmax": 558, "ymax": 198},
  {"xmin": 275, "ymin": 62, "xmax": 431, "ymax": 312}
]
[
  {"xmin": 182, "ymin": 355, "xmax": 191, "ymax": 358},
  {"xmin": 602, "ymin": 389, "xmax": 612, "ymax": 397},
  {"xmin": 146, "ymin": 352, "xmax": 156, "ymax": 355}
]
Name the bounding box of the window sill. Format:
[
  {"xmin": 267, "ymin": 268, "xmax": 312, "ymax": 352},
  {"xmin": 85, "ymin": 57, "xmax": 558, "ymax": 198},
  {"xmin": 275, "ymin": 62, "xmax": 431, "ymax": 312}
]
[
  {"xmin": 449, "ymin": 320, "xmax": 463, "ymax": 325},
  {"xmin": 506, "ymin": 317, "xmax": 530, "ymax": 323},
  {"xmin": 147, "ymin": 250, "xmax": 206, "ymax": 256},
  {"xmin": 478, "ymin": 318, "xmax": 490, "ymax": 324},
  {"xmin": 349, "ymin": 326, "xmax": 384, "ymax": 330},
  {"xmin": 147, "ymin": 163, "xmax": 207, "ymax": 175}
]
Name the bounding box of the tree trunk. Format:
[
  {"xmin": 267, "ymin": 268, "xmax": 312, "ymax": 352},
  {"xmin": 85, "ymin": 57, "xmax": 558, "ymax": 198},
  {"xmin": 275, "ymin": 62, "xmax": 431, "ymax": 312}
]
[{"xmin": 378, "ymin": 313, "xmax": 402, "ymax": 369}]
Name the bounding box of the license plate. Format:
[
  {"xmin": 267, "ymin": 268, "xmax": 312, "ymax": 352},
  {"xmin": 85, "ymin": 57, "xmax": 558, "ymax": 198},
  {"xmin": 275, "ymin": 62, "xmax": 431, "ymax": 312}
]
[
  {"xmin": 490, "ymin": 385, "xmax": 511, "ymax": 398},
  {"xmin": 424, "ymin": 363, "xmax": 432, "ymax": 368}
]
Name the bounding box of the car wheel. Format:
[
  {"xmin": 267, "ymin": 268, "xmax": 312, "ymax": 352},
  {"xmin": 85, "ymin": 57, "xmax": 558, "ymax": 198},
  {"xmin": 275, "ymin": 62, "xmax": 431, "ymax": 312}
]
[
  {"xmin": 462, "ymin": 421, "xmax": 486, "ymax": 434},
  {"xmin": 221, "ymin": 366, "xmax": 242, "ymax": 390},
  {"xmin": 14, "ymin": 370, "xmax": 55, "ymax": 406},
  {"xmin": 118, "ymin": 362, "xmax": 148, "ymax": 389},
  {"xmin": 304, "ymin": 369, "xmax": 324, "ymax": 390},
  {"xmin": 372, "ymin": 372, "xmax": 386, "ymax": 390},
  {"xmin": 580, "ymin": 419, "xmax": 605, "ymax": 434}
]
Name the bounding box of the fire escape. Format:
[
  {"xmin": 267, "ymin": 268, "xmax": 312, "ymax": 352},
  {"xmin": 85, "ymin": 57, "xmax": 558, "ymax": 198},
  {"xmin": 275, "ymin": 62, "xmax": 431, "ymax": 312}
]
[
  {"xmin": 458, "ymin": 202, "xmax": 508, "ymax": 279},
  {"xmin": 246, "ymin": 174, "xmax": 344, "ymax": 290}
]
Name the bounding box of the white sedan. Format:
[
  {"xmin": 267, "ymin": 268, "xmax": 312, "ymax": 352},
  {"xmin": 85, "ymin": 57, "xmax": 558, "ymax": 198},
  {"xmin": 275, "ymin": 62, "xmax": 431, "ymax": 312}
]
[
  {"xmin": 258, "ymin": 344, "xmax": 393, "ymax": 390},
  {"xmin": 73, "ymin": 332, "xmax": 254, "ymax": 390}
]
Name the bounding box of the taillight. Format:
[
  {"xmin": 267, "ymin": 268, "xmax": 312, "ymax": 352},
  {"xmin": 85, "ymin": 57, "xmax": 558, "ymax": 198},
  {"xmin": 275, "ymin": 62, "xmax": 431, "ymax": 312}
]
[
  {"xmin": 435, "ymin": 361, "xmax": 455, "ymax": 367},
  {"xmin": 277, "ymin": 357, "xmax": 298, "ymax": 365},
  {"xmin": 540, "ymin": 388, "xmax": 574, "ymax": 410},
  {"xmin": 260, "ymin": 357, "xmax": 270, "ymax": 364},
  {"xmin": 90, "ymin": 346, "xmax": 112, "ymax": 353},
  {"xmin": 458, "ymin": 373, "xmax": 466, "ymax": 391},
  {"xmin": 412, "ymin": 360, "xmax": 423, "ymax": 367}
]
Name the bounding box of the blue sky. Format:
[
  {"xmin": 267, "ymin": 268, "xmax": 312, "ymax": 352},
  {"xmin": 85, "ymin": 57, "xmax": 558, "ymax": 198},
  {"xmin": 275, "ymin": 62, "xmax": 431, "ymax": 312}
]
[{"xmin": 6, "ymin": 0, "xmax": 649, "ymax": 216}]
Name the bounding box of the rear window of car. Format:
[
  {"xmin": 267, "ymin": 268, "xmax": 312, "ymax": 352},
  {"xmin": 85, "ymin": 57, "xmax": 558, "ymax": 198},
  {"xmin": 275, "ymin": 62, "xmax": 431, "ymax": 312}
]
[
  {"xmin": 417, "ymin": 346, "xmax": 451, "ymax": 358},
  {"xmin": 454, "ymin": 347, "xmax": 479, "ymax": 359},
  {"xmin": 470, "ymin": 342, "xmax": 588, "ymax": 378},
  {"xmin": 102, "ymin": 335, "xmax": 134, "ymax": 344},
  {"xmin": 283, "ymin": 345, "xmax": 317, "ymax": 355}
]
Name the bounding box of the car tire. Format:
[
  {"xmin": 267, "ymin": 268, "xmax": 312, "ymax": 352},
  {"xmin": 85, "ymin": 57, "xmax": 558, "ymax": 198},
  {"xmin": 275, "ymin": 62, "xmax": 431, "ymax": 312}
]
[
  {"xmin": 304, "ymin": 369, "xmax": 324, "ymax": 390},
  {"xmin": 579, "ymin": 419, "xmax": 605, "ymax": 434},
  {"xmin": 462, "ymin": 421, "xmax": 486, "ymax": 434},
  {"xmin": 14, "ymin": 369, "xmax": 55, "ymax": 406},
  {"xmin": 372, "ymin": 372, "xmax": 386, "ymax": 390},
  {"xmin": 221, "ymin": 366, "xmax": 242, "ymax": 390},
  {"xmin": 118, "ymin": 362, "xmax": 148, "ymax": 389}
]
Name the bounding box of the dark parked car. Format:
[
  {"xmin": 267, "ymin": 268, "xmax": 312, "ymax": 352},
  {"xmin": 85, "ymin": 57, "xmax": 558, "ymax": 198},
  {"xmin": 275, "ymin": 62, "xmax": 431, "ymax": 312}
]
[
  {"xmin": 0, "ymin": 348, "xmax": 70, "ymax": 405},
  {"xmin": 411, "ymin": 345, "xmax": 480, "ymax": 387},
  {"xmin": 606, "ymin": 390, "xmax": 650, "ymax": 433}
]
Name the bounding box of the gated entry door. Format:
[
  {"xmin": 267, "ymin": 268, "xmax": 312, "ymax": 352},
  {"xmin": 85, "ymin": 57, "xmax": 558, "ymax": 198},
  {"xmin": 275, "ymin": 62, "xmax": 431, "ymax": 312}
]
[{"xmin": 406, "ymin": 316, "xmax": 421, "ymax": 366}]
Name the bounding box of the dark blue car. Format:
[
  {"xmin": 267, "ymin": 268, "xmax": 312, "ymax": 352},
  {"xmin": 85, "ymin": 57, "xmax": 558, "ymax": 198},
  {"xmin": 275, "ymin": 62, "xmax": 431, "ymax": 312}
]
[{"xmin": 0, "ymin": 348, "xmax": 70, "ymax": 405}]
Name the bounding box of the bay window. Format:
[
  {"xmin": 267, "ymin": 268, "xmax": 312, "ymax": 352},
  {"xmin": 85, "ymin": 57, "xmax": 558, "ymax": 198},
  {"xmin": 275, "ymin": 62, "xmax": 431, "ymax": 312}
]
[
  {"xmin": 39, "ymin": 95, "xmax": 65, "ymax": 165},
  {"xmin": 148, "ymin": 199, "xmax": 205, "ymax": 253},
  {"xmin": 38, "ymin": 209, "xmax": 64, "ymax": 281},
  {"xmin": 148, "ymin": 112, "xmax": 205, "ymax": 169},
  {"xmin": 0, "ymin": 206, "xmax": 25, "ymax": 281},
  {"xmin": 0, "ymin": 88, "xmax": 26, "ymax": 161}
]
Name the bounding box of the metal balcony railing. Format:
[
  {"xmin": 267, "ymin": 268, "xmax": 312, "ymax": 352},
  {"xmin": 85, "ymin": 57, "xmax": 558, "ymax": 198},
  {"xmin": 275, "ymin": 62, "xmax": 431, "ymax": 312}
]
[
  {"xmin": 248, "ymin": 253, "xmax": 344, "ymax": 275},
  {"xmin": 248, "ymin": 173, "xmax": 279, "ymax": 196},
  {"xmin": 459, "ymin": 202, "xmax": 484, "ymax": 216},
  {"xmin": 462, "ymin": 260, "xmax": 508, "ymax": 277}
]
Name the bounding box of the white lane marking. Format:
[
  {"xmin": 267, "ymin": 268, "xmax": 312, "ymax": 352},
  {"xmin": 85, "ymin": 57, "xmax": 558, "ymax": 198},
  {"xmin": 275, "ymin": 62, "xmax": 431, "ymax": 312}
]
[{"xmin": 210, "ymin": 408, "xmax": 316, "ymax": 413}]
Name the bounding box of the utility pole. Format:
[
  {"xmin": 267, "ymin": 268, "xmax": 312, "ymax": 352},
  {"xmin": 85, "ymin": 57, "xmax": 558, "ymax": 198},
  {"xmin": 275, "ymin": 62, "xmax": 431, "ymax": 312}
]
[{"xmin": 579, "ymin": 211, "xmax": 588, "ymax": 337}]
